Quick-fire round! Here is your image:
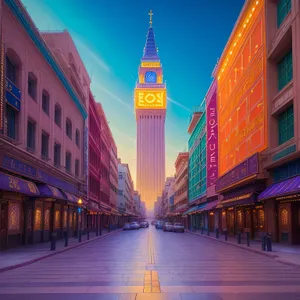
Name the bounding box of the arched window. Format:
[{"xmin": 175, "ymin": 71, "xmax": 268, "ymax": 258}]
[
  {"xmin": 42, "ymin": 89, "xmax": 50, "ymax": 115},
  {"xmin": 75, "ymin": 129, "xmax": 80, "ymax": 148},
  {"xmin": 145, "ymin": 71, "xmax": 157, "ymax": 83},
  {"xmin": 28, "ymin": 72, "xmax": 37, "ymax": 100},
  {"xmin": 54, "ymin": 104, "xmax": 61, "ymax": 127},
  {"xmin": 66, "ymin": 118, "xmax": 72, "ymax": 139},
  {"xmin": 5, "ymin": 49, "xmax": 22, "ymax": 140}
]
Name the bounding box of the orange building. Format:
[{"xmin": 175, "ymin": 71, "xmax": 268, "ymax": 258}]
[{"xmin": 214, "ymin": 0, "xmax": 268, "ymax": 239}]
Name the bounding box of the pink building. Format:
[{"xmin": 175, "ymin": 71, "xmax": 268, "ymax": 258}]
[
  {"xmin": 258, "ymin": 0, "xmax": 300, "ymax": 244},
  {"xmin": 0, "ymin": 0, "xmax": 89, "ymax": 250},
  {"xmin": 135, "ymin": 13, "xmax": 166, "ymax": 214},
  {"xmin": 88, "ymin": 91, "xmax": 101, "ymax": 207},
  {"xmin": 96, "ymin": 103, "xmax": 111, "ymax": 210}
]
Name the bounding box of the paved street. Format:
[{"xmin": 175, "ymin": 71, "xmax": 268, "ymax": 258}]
[{"xmin": 0, "ymin": 227, "xmax": 300, "ymax": 299}]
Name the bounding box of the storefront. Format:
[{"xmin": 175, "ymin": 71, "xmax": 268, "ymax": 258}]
[
  {"xmin": 216, "ymin": 154, "xmax": 266, "ymax": 239},
  {"xmin": 258, "ymin": 175, "xmax": 300, "ymax": 244},
  {"xmin": 0, "ymin": 154, "xmax": 86, "ymax": 250}
]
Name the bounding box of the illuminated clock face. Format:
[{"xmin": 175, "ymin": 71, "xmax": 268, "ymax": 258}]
[{"xmin": 145, "ymin": 71, "xmax": 157, "ymax": 83}]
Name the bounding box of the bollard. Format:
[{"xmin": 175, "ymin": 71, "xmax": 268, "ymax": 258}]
[
  {"xmin": 224, "ymin": 230, "xmax": 228, "ymax": 241},
  {"xmin": 237, "ymin": 232, "xmax": 242, "ymax": 244},
  {"xmin": 246, "ymin": 232, "xmax": 250, "ymax": 247},
  {"xmin": 87, "ymin": 230, "xmax": 90, "ymax": 240},
  {"xmin": 50, "ymin": 232, "xmax": 57, "ymax": 251},
  {"xmin": 261, "ymin": 234, "xmax": 266, "ymax": 251},
  {"xmin": 79, "ymin": 230, "xmax": 82, "ymax": 243},
  {"xmin": 216, "ymin": 228, "xmax": 219, "ymax": 239},
  {"xmin": 266, "ymin": 233, "xmax": 272, "ymax": 252},
  {"xmin": 64, "ymin": 230, "xmax": 68, "ymax": 247}
]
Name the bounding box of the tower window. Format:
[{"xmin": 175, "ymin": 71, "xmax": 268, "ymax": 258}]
[{"xmin": 145, "ymin": 71, "xmax": 157, "ymax": 83}]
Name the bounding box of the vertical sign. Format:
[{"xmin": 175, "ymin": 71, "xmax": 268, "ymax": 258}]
[
  {"xmin": 206, "ymin": 80, "xmax": 218, "ymax": 191},
  {"xmin": 83, "ymin": 123, "xmax": 89, "ymax": 197}
]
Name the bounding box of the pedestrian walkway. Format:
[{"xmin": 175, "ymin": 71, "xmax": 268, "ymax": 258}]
[
  {"xmin": 0, "ymin": 229, "xmax": 117, "ymax": 272},
  {"xmin": 188, "ymin": 229, "xmax": 300, "ymax": 267}
]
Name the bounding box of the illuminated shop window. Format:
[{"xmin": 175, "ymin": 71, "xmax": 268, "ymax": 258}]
[
  {"xmin": 44, "ymin": 209, "xmax": 50, "ymax": 230},
  {"xmin": 64, "ymin": 209, "xmax": 67, "ymax": 228},
  {"xmin": 258, "ymin": 209, "xmax": 264, "ymax": 228},
  {"xmin": 35, "ymin": 208, "xmax": 41, "ymax": 230},
  {"xmin": 69, "ymin": 212, "xmax": 73, "ymax": 227},
  {"xmin": 55, "ymin": 209, "xmax": 60, "ymax": 228},
  {"xmin": 8, "ymin": 202, "xmax": 20, "ymax": 231},
  {"xmin": 277, "ymin": 0, "xmax": 291, "ymax": 28},
  {"xmin": 278, "ymin": 105, "xmax": 294, "ymax": 145},
  {"xmin": 281, "ymin": 209, "xmax": 288, "ymax": 226},
  {"xmin": 278, "ymin": 50, "xmax": 292, "ymax": 91}
]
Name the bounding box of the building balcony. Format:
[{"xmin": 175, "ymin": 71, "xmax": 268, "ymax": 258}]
[
  {"xmin": 187, "ymin": 104, "xmax": 205, "ymax": 134},
  {"xmin": 262, "ymin": 137, "xmax": 298, "ymax": 170},
  {"xmin": 271, "ymin": 81, "xmax": 293, "ymax": 115},
  {"xmin": 268, "ymin": 12, "xmax": 292, "ymax": 60}
]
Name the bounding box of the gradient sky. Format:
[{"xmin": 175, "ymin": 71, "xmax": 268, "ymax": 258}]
[{"xmin": 20, "ymin": 0, "xmax": 244, "ymax": 188}]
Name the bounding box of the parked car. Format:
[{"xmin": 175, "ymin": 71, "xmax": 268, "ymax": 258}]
[
  {"xmin": 130, "ymin": 222, "xmax": 140, "ymax": 230},
  {"xmin": 123, "ymin": 223, "xmax": 131, "ymax": 230},
  {"xmin": 163, "ymin": 222, "xmax": 174, "ymax": 232},
  {"xmin": 151, "ymin": 220, "xmax": 157, "ymax": 226},
  {"xmin": 155, "ymin": 221, "xmax": 164, "ymax": 229},
  {"xmin": 140, "ymin": 221, "xmax": 149, "ymax": 228},
  {"xmin": 174, "ymin": 223, "xmax": 185, "ymax": 233}
]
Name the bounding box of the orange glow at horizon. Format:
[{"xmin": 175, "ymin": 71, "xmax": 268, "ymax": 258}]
[{"xmin": 217, "ymin": 0, "xmax": 267, "ymax": 176}]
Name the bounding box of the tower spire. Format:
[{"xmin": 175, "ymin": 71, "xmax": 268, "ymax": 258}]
[
  {"xmin": 148, "ymin": 10, "xmax": 153, "ymax": 27},
  {"xmin": 142, "ymin": 10, "xmax": 159, "ymax": 61}
]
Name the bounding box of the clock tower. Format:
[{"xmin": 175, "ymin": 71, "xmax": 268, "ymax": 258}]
[{"xmin": 135, "ymin": 10, "xmax": 166, "ymax": 215}]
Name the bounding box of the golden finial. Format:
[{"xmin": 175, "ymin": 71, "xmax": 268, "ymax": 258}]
[{"xmin": 148, "ymin": 10, "xmax": 153, "ymax": 27}]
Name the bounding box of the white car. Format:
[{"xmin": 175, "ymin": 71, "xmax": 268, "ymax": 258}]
[
  {"xmin": 123, "ymin": 223, "xmax": 131, "ymax": 230},
  {"xmin": 130, "ymin": 222, "xmax": 140, "ymax": 230},
  {"xmin": 174, "ymin": 223, "xmax": 185, "ymax": 233}
]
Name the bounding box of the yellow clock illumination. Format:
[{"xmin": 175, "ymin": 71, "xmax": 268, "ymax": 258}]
[{"xmin": 134, "ymin": 89, "xmax": 166, "ymax": 109}]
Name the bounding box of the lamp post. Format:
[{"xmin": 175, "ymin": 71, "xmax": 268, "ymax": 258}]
[{"xmin": 78, "ymin": 198, "xmax": 82, "ymax": 242}]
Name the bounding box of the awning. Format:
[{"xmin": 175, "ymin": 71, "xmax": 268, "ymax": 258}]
[
  {"xmin": 203, "ymin": 200, "xmax": 219, "ymax": 211},
  {"xmin": 60, "ymin": 190, "xmax": 81, "ymax": 204},
  {"xmin": 219, "ymin": 193, "xmax": 255, "ymax": 208},
  {"xmin": 37, "ymin": 184, "xmax": 64, "ymax": 199},
  {"xmin": 183, "ymin": 203, "xmax": 206, "ymax": 215},
  {"xmin": 258, "ymin": 176, "xmax": 300, "ymax": 201},
  {"xmin": 0, "ymin": 172, "xmax": 39, "ymax": 196}
]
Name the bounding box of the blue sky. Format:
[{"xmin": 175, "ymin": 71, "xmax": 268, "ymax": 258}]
[{"xmin": 21, "ymin": 0, "xmax": 244, "ymax": 186}]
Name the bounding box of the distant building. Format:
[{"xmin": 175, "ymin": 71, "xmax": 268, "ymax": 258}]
[{"xmin": 117, "ymin": 160, "xmax": 134, "ymax": 216}]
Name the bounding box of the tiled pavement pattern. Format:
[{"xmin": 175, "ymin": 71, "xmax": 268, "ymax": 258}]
[{"xmin": 0, "ymin": 227, "xmax": 300, "ymax": 299}]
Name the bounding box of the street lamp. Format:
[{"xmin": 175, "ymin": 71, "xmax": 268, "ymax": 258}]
[{"xmin": 78, "ymin": 198, "xmax": 83, "ymax": 242}]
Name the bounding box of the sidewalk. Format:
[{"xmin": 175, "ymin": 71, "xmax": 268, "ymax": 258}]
[
  {"xmin": 0, "ymin": 229, "xmax": 120, "ymax": 273},
  {"xmin": 188, "ymin": 229, "xmax": 300, "ymax": 267}
]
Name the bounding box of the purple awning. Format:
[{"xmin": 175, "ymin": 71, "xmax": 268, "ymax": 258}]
[
  {"xmin": 258, "ymin": 176, "xmax": 300, "ymax": 201},
  {"xmin": 203, "ymin": 200, "xmax": 219, "ymax": 211},
  {"xmin": 0, "ymin": 172, "xmax": 39, "ymax": 196},
  {"xmin": 37, "ymin": 184, "xmax": 64, "ymax": 199},
  {"xmin": 60, "ymin": 190, "xmax": 79, "ymax": 204},
  {"xmin": 220, "ymin": 193, "xmax": 255, "ymax": 208}
]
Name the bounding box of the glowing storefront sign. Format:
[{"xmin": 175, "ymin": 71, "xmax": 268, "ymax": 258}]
[
  {"xmin": 134, "ymin": 88, "xmax": 166, "ymax": 109},
  {"xmin": 216, "ymin": 0, "xmax": 267, "ymax": 176},
  {"xmin": 206, "ymin": 81, "xmax": 218, "ymax": 188}
]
